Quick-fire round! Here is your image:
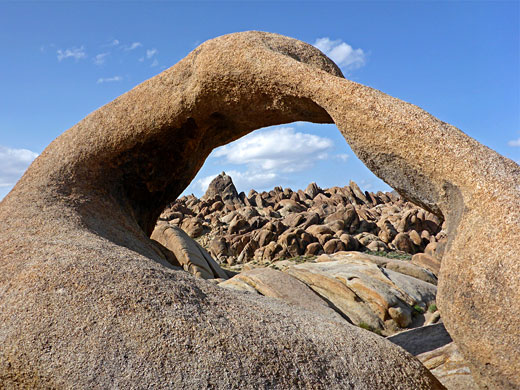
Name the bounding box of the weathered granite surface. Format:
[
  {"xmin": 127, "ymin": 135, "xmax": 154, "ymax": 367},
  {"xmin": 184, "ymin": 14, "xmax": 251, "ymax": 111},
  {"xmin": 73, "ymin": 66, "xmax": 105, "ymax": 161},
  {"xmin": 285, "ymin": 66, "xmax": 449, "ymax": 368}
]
[
  {"xmin": 1, "ymin": 30, "xmax": 518, "ymax": 388},
  {"xmin": 0, "ymin": 31, "xmax": 446, "ymax": 389}
]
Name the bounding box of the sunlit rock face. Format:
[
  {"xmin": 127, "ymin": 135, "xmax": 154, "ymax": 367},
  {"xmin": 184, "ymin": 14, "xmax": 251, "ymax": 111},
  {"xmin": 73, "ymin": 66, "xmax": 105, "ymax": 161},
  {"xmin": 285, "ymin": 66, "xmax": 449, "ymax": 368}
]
[{"xmin": 1, "ymin": 31, "xmax": 518, "ymax": 389}]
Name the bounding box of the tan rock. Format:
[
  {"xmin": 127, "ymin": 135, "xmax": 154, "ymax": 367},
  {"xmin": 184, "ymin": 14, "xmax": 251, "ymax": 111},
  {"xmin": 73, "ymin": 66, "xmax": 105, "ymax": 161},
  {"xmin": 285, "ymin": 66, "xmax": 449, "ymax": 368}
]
[
  {"xmin": 282, "ymin": 212, "xmax": 305, "ymax": 227},
  {"xmin": 220, "ymin": 268, "xmax": 343, "ymax": 321},
  {"xmin": 209, "ymin": 236, "xmax": 228, "ymax": 260},
  {"xmin": 305, "ymin": 182, "xmax": 321, "ymax": 199},
  {"xmin": 275, "ymin": 199, "xmax": 305, "ymax": 216},
  {"xmin": 323, "ymin": 238, "xmax": 346, "ymax": 254},
  {"xmin": 151, "ymin": 222, "xmax": 229, "ymax": 280},
  {"xmin": 384, "ymin": 260, "xmax": 438, "ymax": 286},
  {"xmin": 378, "ymin": 219, "xmax": 398, "ymax": 243},
  {"xmin": 317, "ymin": 233, "xmax": 333, "ymax": 246},
  {"xmin": 355, "ymin": 232, "xmax": 381, "ymax": 247},
  {"xmin": 332, "ymin": 251, "xmax": 436, "ymax": 285},
  {"xmin": 306, "ymin": 224, "xmax": 334, "ymax": 236},
  {"xmin": 349, "ymin": 180, "xmax": 369, "ymax": 204},
  {"xmin": 305, "ymin": 241, "xmax": 323, "ymax": 255},
  {"xmin": 218, "ymin": 277, "xmax": 260, "ymax": 293},
  {"xmin": 418, "ymin": 343, "xmax": 478, "ymax": 390},
  {"xmin": 425, "ymin": 241, "xmax": 439, "ymax": 257},
  {"xmin": 326, "ymin": 219, "xmax": 345, "ymax": 232},
  {"xmin": 202, "ymin": 171, "xmax": 241, "ymax": 205},
  {"xmin": 287, "ymin": 257, "xmax": 436, "ymax": 334},
  {"xmin": 388, "ymin": 305, "xmax": 412, "ymax": 328},
  {"xmin": 409, "ymin": 229, "xmax": 422, "ymax": 246},
  {"xmin": 180, "ymin": 216, "xmax": 205, "ymax": 238},
  {"xmin": 412, "ymin": 253, "xmax": 441, "ymax": 277},
  {"xmin": 228, "ymin": 215, "xmax": 249, "ymax": 234},
  {"xmin": 5, "ymin": 30, "xmax": 512, "ymax": 388},
  {"xmin": 366, "ymin": 240, "xmax": 389, "ymax": 252},
  {"xmin": 393, "ymin": 232, "xmax": 415, "ymax": 254},
  {"xmin": 339, "ymin": 233, "xmax": 359, "ymax": 251}
]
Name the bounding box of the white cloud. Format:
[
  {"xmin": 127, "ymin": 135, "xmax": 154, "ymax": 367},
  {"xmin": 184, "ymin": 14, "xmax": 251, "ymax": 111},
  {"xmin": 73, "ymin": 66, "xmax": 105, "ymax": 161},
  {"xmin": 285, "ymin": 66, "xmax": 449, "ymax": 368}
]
[
  {"xmin": 146, "ymin": 48, "xmax": 158, "ymax": 58},
  {"xmin": 213, "ymin": 127, "xmax": 333, "ymax": 173},
  {"xmin": 335, "ymin": 153, "xmax": 349, "ymax": 162},
  {"xmin": 508, "ymin": 138, "xmax": 520, "ymax": 147},
  {"xmin": 101, "ymin": 39, "xmax": 119, "ymax": 48},
  {"xmin": 151, "ymin": 58, "xmax": 159, "ymax": 67},
  {"xmin": 96, "ymin": 76, "xmax": 122, "ymax": 84},
  {"xmin": 57, "ymin": 46, "xmax": 87, "ymax": 61},
  {"xmin": 93, "ymin": 52, "xmax": 109, "ymax": 65},
  {"xmin": 360, "ymin": 179, "xmax": 373, "ymax": 191},
  {"xmin": 192, "ymin": 127, "xmax": 335, "ymax": 195},
  {"xmin": 313, "ymin": 38, "xmax": 365, "ymax": 69},
  {"xmin": 125, "ymin": 42, "xmax": 142, "ymax": 51},
  {"xmin": 0, "ymin": 146, "xmax": 38, "ymax": 190}
]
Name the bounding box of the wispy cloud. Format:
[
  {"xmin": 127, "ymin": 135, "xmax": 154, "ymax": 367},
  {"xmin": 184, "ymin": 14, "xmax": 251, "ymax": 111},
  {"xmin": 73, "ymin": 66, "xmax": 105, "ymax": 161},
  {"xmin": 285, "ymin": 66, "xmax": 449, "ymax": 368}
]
[
  {"xmin": 96, "ymin": 76, "xmax": 122, "ymax": 84},
  {"xmin": 151, "ymin": 58, "xmax": 159, "ymax": 67},
  {"xmin": 125, "ymin": 42, "xmax": 142, "ymax": 51},
  {"xmin": 57, "ymin": 46, "xmax": 87, "ymax": 62},
  {"xmin": 335, "ymin": 153, "xmax": 349, "ymax": 162},
  {"xmin": 93, "ymin": 52, "xmax": 109, "ymax": 65},
  {"xmin": 508, "ymin": 138, "xmax": 520, "ymax": 147},
  {"xmin": 146, "ymin": 48, "xmax": 158, "ymax": 58},
  {"xmin": 0, "ymin": 145, "xmax": 38, "ymax": 190},
  {"xmin": 313, "ymin": 38, "xmax": 365, "ymax": 70},
  {"xmin": 100, "ymin": 39, "xmax": 119, "ymax": 48}
]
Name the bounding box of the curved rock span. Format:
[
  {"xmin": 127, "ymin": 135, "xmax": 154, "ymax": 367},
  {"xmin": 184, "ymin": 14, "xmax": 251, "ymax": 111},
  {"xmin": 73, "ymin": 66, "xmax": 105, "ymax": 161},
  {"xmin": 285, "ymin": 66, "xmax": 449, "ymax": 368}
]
[{"xmin": 0, "ymin": 31, "xmax": 518, "ymax": 389}]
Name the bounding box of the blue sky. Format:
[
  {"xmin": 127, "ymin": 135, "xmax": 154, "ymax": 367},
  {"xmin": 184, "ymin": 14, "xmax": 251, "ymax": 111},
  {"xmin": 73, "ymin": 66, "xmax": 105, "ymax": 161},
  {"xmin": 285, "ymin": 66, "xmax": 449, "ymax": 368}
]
[{"xmin": 1, "ymin": 1, "xmax": 518, "ymax": 199}]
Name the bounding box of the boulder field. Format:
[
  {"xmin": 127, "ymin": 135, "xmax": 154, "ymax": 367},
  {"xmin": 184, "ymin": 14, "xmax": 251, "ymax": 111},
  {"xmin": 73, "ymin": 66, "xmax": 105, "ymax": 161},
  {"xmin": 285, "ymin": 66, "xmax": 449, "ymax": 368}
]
[
  {"xmin": 1, "ymin": 31, "xmax": 519, "ymax": 389},
  {"xmin": 160, "ymin": 172, "xmax": 445, "ymax": 269}
]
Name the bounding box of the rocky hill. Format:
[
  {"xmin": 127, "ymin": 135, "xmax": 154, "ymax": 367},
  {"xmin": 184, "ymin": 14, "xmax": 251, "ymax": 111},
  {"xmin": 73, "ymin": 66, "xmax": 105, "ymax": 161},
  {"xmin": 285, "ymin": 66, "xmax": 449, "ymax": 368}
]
[{"xmin": 158, "ymin": 172, "xmax": 445, "ymax": 272}]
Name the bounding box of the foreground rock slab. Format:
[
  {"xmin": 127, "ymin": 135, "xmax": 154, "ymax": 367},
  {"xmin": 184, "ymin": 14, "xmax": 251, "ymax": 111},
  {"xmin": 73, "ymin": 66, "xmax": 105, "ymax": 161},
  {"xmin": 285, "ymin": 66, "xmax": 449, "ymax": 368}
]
[{"xmin": 287, "ymin": 254, "xmax": 437, "ymax": 335}]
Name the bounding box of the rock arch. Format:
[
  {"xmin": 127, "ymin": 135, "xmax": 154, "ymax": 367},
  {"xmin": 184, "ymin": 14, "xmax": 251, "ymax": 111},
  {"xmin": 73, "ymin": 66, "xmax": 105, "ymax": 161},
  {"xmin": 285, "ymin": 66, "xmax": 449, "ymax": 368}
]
[{"xmin": 1, "ymin": 31, "xmax": 518, "ymax": 389}]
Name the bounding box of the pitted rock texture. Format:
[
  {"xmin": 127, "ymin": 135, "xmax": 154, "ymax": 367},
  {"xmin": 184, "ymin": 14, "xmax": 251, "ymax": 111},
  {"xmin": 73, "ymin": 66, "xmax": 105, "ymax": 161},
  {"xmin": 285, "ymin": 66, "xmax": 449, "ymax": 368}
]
[
  {"xmin": 0, "ymin": 30, "xmax": 518, "ymax": 388},
  {"xmin": 0, "ymin": 31, "xmax": 444, "ymax": 389}
]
